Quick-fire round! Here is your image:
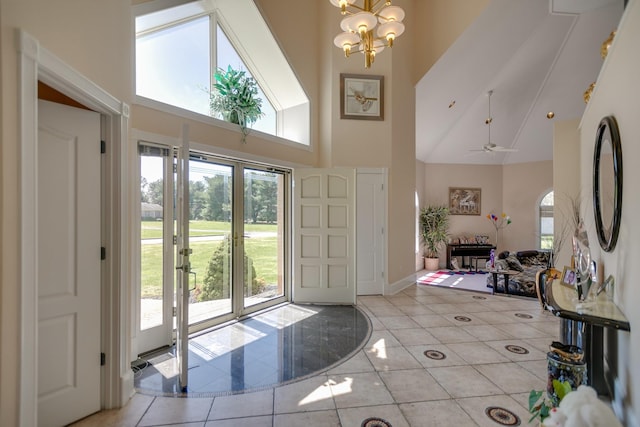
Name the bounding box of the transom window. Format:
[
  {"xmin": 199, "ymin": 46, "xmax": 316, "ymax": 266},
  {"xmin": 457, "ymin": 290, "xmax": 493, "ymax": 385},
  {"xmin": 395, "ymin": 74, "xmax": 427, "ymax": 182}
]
[{"xmin": 134, "ymin": 0, "xmax": 309, "ymax": 145}]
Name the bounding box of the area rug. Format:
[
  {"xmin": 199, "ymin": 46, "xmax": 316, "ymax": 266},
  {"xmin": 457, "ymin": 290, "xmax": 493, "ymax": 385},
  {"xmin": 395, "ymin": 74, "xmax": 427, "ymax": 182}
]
[{"xmin": 417, "ymin": 270, "xmax": 491, "ymax": 294}]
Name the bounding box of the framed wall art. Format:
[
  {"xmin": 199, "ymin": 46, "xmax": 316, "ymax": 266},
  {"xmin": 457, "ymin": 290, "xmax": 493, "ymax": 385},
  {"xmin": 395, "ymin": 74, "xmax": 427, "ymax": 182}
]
[
  {"xmin": 449, "ymin": 187, "xmax": 481, "ymax": 215},
  {"xmin": 340, "ymin": 73, "xmax": 384, "ymax": 120}
]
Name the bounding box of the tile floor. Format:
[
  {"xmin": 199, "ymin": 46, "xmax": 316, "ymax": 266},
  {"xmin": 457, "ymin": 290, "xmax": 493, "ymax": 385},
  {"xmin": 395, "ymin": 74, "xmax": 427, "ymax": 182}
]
[{"xmin": 72, "ymin": 283, "xmax": 559, "ymax": 427}]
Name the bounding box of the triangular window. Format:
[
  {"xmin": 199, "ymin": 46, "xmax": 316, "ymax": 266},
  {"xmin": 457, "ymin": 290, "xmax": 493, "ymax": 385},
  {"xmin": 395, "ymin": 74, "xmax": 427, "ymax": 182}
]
[{"xmin": 134, "ymin": 0, "xmax": 309, "ymax": 145}]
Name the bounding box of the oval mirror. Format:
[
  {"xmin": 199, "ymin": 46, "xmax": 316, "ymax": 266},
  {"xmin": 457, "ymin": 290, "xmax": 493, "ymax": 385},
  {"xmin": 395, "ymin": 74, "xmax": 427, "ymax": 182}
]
[{"xmin": 593, "ymin": 116, "xmax": 622, "ymax": 252}]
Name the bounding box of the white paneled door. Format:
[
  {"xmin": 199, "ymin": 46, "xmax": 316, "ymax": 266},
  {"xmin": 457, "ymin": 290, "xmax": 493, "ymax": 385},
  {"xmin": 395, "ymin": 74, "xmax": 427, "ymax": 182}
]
[
  {"xmin": 356, "ymin": 171, "xmax": 385, "ymax": 295},
  {"xmin": 37, "ymin": 100, "xmax": 101, "ymax": 426},
  {"xmin": 293, "ymin": 169, "xmax": 356, "ymax": 304}
]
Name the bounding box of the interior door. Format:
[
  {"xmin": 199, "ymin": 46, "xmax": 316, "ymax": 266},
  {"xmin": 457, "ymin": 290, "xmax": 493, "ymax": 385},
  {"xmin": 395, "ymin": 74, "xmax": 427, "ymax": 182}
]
[
  {"xmin": 293, "ymin": 168, "xmax": 356, "ymax": 304},
  {"xmin": 356, "ymin": 171, "xmax": 385, "ymax": 295},
  {"xmin": 37, "ymin": 100, "xmax": 101, "ymax": 426}
]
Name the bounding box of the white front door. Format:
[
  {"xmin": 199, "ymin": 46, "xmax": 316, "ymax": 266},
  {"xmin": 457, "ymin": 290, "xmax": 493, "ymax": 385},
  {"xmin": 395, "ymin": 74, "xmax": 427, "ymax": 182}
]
[
  {"xmin": 293, "ymin": 168, "xmax": 356, "ymax": 304},
  {"xmin": 37, "ymin": 100, "xmax": 101, "ymax": 426},
  {"xmin": 356, "ymin": 171, "xmax": 385, "ymax": 295}
]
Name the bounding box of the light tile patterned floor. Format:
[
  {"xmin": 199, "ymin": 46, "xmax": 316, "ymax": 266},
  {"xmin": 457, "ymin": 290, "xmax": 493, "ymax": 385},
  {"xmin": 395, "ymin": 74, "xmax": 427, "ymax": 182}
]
[{"xmin": 72, "ymin": 283, "xmax": 558, "ymax": 427}]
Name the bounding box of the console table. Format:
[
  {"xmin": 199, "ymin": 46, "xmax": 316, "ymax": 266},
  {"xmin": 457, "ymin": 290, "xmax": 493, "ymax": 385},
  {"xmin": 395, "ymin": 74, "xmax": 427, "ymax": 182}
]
[
  {"xmin": 446, "ymin": 244, "xmax": 495, "ymax": 270},
  {"xmin": 546, "ymin": 279, "xmax": 630, "ymax": 396}
]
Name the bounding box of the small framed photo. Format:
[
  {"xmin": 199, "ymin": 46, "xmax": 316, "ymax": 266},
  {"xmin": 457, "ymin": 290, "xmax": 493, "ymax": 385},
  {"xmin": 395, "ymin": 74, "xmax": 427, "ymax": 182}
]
[
  {"xmin": 340, "ymin": 74, "xmax": 384, "ymax": 120},
  {"xmin": 561, "ymin": 266, "xmax": 577, "ymax": 287},
  {"xmin": 449, "ymin": 187, "xmax": 481, "ymax": 215}
]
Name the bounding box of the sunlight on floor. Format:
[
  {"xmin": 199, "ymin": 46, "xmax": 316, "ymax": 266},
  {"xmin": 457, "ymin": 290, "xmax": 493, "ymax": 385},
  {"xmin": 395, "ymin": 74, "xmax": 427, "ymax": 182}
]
[
  {"xmin": 298, "ymin": 382, "xmax": 333, "ymax": 406},
  {"xmin": 327, "ymin": 377, "xmax": 353, "ymax": 397},
  {"xmin": 370, "ymin": 338, "xmax": 388, "ymax": 359}
]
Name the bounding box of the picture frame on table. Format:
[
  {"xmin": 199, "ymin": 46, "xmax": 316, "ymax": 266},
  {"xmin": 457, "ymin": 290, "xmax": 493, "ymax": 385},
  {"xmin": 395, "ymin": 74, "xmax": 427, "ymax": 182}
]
[
  {"xmin": 340, "ymin": 74, "xmax": 384, "ymax": 121},
  {"xmin": 449, "ymin": 187, "xmax": 481, "ymax": 215},
  {"xmin": 561, "ymin": 266, "xmax": 577, "ymax": 287}
]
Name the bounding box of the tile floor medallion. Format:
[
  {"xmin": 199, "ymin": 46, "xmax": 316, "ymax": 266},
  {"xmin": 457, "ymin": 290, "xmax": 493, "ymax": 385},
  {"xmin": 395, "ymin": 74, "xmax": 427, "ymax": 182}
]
[
  {"xmin": 423, "ymin": 349, "xmax": 447, "ymax": 360},
  {"xmin": 361, "ymin": 417, "xmax": 393, "ymax": 427},
  {"xmin": 514, "ymin": 313, "xmax": 534, "ymax": 319},
  {"xmin": 484, "ymin": 406, "xmax": 522, "ymax": 426},
  {"xmin": 505, "ymin": 344, "xmax": 530, "ymax": 355},
  {"xmin": 71, "ymin": 281, "xmax": 560, "ymax": 427}
]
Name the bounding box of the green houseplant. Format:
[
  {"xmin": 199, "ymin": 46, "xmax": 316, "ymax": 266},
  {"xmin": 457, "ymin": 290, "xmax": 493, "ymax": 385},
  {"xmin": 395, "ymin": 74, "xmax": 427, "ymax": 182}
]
[
  {"xmin": 209, "ymin": 65, "xmax": 264, "ymax": 143},
  {"xmin": 420, "ymin": 205, "xmax": 450, "ymax": 270}
]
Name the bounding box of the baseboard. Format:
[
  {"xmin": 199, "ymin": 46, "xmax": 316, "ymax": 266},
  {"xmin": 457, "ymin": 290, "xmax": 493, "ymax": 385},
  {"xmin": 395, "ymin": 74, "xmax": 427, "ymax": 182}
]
[
  {"xmin": 385, "ymin": 271, "xmax": 422, "ymax": 295},
  {"xmin": 120, "ymin": 369, "xmax": 135, "ymax": 407}
]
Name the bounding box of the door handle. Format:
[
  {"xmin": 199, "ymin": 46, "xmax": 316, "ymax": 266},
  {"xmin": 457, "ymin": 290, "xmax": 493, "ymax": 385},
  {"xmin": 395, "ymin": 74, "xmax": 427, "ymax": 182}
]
[{"xmin": 189, "ymin": 271, "xmax": 197, "ymax": 292}]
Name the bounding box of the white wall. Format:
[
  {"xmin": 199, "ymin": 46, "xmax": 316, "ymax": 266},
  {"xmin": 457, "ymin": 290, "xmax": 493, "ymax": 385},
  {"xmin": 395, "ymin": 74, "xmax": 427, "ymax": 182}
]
[{"xmin": 579, "ymin": 1, "xmax": 640, "ymax": 424}]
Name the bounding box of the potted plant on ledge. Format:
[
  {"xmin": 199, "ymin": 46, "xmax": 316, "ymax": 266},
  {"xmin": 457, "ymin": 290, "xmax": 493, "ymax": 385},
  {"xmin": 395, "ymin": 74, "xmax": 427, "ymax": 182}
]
[
  {"xmin": 209, "ymin": 65, "xmax": 264, "ymax": 143},
  {"xmin": 420, "ymin": 205, "xmax": 450, "ymax": 271}
]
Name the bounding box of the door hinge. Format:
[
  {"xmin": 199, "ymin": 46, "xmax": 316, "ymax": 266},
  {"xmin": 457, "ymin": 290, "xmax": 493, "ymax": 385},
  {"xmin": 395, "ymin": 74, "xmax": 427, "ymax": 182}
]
[
  {"xmin": 173, "ymin": 307, "xmax": 177, "ymax": 317},
  {"xmin": 100, "ymin": 352, "xmax": 106, "ymax": 366},
  {"xmin": 101, "ymin": 246, "xmax": 106, "ymax": 260},
  {"xmin": 100, "ymin": 140, "xmax": 106, "ymax": 154},
  {"xmin": 173, "ymin": 235, "xmax": 177, "ymax": 245},
  {"xmin": 173, "ymin": 163, "xmax": 177, "ymax": 173}
]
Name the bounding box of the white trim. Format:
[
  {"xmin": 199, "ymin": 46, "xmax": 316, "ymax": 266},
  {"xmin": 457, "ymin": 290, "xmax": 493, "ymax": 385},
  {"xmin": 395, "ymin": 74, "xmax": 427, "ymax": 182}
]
[
  {"xmin": 384, "ymin": 271, "xmax": 419, "ymax": 296},
  {"xmin": 134, "ymin": 96, "xmax": 312, "ymax": 150},
  {"xmin": 18, "ymin": 30, "xmax": 131, "ymax": 426}
]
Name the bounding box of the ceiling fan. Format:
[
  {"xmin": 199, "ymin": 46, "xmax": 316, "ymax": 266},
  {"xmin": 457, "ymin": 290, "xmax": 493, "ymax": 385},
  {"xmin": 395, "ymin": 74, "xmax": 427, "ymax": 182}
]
[{"xmin": 469, "ymin": 90, "xmax": 518, "ymax": 153}]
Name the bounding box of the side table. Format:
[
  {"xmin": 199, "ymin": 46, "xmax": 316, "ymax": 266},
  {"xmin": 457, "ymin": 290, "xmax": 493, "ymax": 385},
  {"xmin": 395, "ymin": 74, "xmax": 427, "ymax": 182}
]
[{"xmin": 487, "ymin": 269, "xmax": 520, "ymax": 295}]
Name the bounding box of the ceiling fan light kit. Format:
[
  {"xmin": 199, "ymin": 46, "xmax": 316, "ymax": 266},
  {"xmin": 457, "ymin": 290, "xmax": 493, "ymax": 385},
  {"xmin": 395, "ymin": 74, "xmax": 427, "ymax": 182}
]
[{"xmin": 470, "ymin": 90, "xmax": 518, "ymax": 154}]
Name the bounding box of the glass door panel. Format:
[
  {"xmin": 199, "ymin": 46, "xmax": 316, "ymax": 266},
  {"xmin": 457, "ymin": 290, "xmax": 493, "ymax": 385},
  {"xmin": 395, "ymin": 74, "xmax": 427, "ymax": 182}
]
[
  {"xmin": 243, "ymin": 168, "xmax": 286, "ymax": 308},
  {"xmin": 187, "ymin": 158, "xmax": 234, "ymax": 327},
  {"xmin": 138, "ymin": 144, "xmax": 173, "ymax": 353}
]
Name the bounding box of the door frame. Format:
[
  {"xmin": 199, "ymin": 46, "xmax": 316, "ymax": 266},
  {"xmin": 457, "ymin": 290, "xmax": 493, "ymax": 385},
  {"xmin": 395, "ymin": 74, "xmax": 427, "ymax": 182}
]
[{"xmin": 18, "ymin": 30, "xmax": 130, "ymax": 426}]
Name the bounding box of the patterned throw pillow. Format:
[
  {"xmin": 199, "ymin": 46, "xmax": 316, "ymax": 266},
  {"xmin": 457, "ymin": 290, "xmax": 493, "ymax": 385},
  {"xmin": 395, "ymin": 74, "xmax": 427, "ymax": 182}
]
[
  {"xmin": 494, "ymin": 259, "xmax": 509, "ymax": 271},
  {"xmin": 505, "ymin": 254, "xmax": 524, "ymax": 272}
]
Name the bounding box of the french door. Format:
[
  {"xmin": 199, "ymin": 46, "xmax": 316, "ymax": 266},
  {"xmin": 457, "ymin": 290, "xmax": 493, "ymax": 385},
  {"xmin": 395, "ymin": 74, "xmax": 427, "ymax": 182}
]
[{"xmin": 137, "ymin": 142, "xmax": 289, "ymax": 358}]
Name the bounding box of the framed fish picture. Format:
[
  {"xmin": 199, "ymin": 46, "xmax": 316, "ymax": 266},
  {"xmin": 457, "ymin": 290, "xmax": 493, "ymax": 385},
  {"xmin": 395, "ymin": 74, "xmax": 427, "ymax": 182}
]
[{"xmin": 340, "ymin": 74, "xmax": 384, "ymax": 120}]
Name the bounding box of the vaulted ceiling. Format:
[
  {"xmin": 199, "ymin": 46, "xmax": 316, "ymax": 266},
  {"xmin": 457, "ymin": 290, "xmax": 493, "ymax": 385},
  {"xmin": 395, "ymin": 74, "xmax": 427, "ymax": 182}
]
[{"xmin": 415, "ymin": 0, "xmax": 625, "ymax": 165}]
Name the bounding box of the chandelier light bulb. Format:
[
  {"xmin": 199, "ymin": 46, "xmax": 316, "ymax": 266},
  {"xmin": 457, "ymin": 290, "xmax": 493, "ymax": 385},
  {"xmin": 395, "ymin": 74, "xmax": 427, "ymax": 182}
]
[
  {"xmin": 377, "ymin": 5, "xmax": 405, "ymax": 23},
  {"xmin": 334, "ymin": 32, "xmax": 359, "ymax": 57}
]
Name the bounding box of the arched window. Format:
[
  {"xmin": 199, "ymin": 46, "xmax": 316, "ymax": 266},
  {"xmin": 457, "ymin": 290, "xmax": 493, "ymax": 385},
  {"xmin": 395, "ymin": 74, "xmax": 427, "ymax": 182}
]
[{"xmin": 539, "ymin": 190, "xmax": 554, "ymax": 249}]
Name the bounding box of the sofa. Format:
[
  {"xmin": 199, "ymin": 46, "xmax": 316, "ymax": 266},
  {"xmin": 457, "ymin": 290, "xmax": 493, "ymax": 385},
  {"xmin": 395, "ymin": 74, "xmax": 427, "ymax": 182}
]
[{"xmin": 487, "ymin": 250, "xmax": 550, "ymax": 297}]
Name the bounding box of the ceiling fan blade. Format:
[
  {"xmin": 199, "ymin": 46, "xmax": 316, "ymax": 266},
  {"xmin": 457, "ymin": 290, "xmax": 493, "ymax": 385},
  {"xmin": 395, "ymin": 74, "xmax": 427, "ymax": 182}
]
[{"xmin": 491, "ymin": 146, "xmax": 518, "ymax": 152}]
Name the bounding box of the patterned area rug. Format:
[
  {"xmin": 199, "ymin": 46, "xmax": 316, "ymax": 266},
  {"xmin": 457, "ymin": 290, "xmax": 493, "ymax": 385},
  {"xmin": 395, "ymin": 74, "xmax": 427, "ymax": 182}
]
[{"xmin": 417, "ymin": 270, "xmax": 491, "ymax": 293}]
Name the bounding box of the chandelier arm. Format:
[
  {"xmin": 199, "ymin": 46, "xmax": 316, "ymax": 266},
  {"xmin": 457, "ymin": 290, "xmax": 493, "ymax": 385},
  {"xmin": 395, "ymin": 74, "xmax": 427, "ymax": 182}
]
[
  {"xmin": 371, "ymin": 1, "xmax": 388, "ymax": 15},
  {"xmin": 344, "ymin": 4, "xmax": 365, "ymax": 12}
]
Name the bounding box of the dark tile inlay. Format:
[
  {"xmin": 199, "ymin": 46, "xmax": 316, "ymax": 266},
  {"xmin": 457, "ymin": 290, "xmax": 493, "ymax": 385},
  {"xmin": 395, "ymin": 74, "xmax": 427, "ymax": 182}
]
[
  {"xmin": 485, "ymin": 406, "xmax": 521, "ymax": 426},
  {"xmin": 454, "ymin": 315, "xmax": 472, "ymax": 322},
  {"xmin": 361, "ymin": 417, "xmax": 392, "ymax": 427},
  {"xmin": 473, "ymin": 295, "xmax": 487, "ymax": 300},
  {"xmin": 424, "ymin": 350, "xmax": 446, "ymax": 360},
  {"xmin": 514, "ymin": 313, "xmax": 533, "ymax": 319},
  {"xmin": 505, "ymin": 345, "xmax": 529, "ymax": 355},
  {"xmin": 133, "ymin": 304, "xmax": 370, "ymax": 397}
]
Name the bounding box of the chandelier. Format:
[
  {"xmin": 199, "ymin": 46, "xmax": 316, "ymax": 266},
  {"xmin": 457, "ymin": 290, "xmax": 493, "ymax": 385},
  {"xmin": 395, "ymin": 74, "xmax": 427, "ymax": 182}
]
[{"xmin": 330, "ymin": 0, "xmax": 405, "ymax": 68}]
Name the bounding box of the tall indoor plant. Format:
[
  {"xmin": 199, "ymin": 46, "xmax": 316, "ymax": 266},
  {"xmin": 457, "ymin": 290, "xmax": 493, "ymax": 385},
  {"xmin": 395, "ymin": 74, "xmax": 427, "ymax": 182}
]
[
  {"xmin": 209, "ymin": 65, "xmax": 264, "ymax": 143},
  {"xmin": 420, "ymin": 205, "xmax": 450, "ymax": 270}
]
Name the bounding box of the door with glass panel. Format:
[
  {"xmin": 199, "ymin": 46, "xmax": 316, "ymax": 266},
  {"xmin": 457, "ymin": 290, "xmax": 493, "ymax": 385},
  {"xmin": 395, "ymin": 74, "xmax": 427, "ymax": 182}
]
[{"xmin": 138, "ymin": 145, "xmax": 289, "ymax": 354}]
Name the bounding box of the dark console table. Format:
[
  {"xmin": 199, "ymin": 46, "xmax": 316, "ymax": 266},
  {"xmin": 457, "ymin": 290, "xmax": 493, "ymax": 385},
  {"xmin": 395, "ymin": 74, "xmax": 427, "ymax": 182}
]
[
  {"xmin": 446, "ymin": 244, "xmax": 495, "ymax": 270},
  {"xmin": 546, "ymin": 279, "xmax": 630, "ymax": 396}
]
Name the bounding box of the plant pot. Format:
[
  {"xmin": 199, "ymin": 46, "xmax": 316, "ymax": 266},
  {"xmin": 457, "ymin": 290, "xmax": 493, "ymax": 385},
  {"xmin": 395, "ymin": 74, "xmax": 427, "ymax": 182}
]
[{"xmin": 424, "ymin": 257, "xmax": 439, "ymax": 271}]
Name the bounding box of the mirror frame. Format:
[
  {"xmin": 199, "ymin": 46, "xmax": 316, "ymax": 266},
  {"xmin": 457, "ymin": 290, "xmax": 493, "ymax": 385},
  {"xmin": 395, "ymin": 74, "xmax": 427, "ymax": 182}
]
[{"xmin": 593, "ymin": 115, "xmax": 623, "ymax": 252}]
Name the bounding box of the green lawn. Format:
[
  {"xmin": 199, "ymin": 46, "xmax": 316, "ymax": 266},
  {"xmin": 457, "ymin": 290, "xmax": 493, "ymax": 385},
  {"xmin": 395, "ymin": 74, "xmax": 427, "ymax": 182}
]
[{"xmin": 141, "ymin": 221, "xmax": 279, "ymax": 299}]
